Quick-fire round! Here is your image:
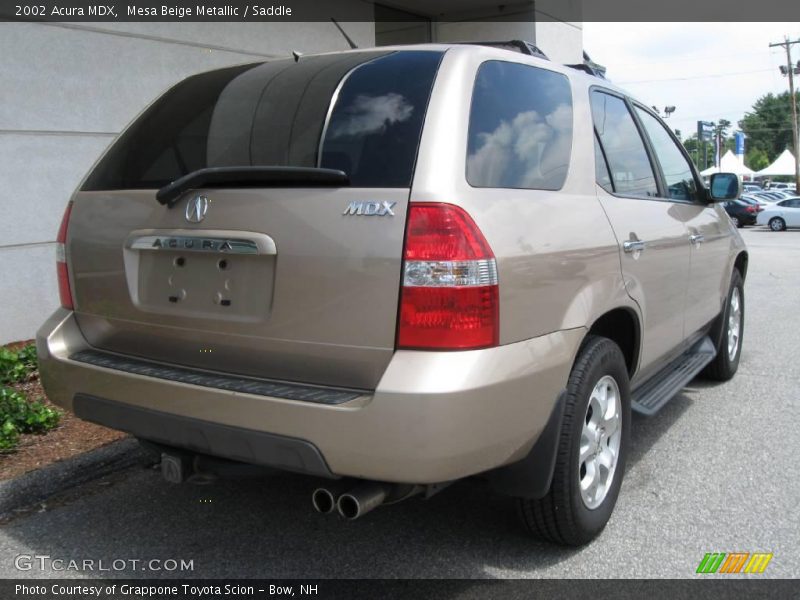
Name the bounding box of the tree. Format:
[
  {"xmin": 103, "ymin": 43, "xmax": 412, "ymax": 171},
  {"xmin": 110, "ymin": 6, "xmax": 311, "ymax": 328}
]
[
  {"xmin": 739, "ymin": 91, "xmax": 800, "ymax": 161},
  {"xmin": 682, "ymin": 131, "xmax": 732, "ymax": 169},
  {"xmin": 745, "ymin": 147, "xmax": 770, "ymax": 171},
  {"xmin": 714, "ymin": 119, "xmax": 732, "ymax": 140}
]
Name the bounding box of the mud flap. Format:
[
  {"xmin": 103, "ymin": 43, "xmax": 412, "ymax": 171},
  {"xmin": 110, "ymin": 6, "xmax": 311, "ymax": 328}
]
[{"xmin": 485, "ymin": 391, "xmax": 565, "ymax": 499}]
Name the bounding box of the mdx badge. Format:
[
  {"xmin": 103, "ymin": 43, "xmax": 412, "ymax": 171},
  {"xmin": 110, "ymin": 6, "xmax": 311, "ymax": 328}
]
[{"xmin": 343, "ymin": 201, "xmax": 396, "ymax": 216}]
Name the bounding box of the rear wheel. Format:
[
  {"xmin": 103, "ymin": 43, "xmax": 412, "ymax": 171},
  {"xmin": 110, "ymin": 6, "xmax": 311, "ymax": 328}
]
[
  {"xmin": 703, "ymin": 269, "xmax": 744, "ymax": 381},
  {"xmin": 769, "ymin": 217, "xmax": 786, "ymax": 232},
  {"xmin": 731, "ymin": 216, "xmax": 740, "ymax": 227},
  {"xmin": 518, "ymin": 336, "xmax": 630, "ymax": 546}
]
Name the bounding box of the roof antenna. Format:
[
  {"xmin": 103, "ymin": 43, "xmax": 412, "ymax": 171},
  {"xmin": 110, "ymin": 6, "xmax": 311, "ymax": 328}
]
[
  {"xmin": 292, "ymin": 50, "xmax": 303, "ymax": 62},
  {"xmin": 331, "ymin": 18, "xmax": 358, "ymax": 49}
]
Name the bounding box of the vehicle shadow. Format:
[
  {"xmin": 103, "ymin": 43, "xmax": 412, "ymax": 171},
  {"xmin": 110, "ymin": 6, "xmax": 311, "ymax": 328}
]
[
  {"xmin": 628, "ymin": 390, "xmax": 692, "ymax": 468},
  {"xmin": 745, "ymin": 227, "xmax": 800, "ymax": 233},
  {"xmin": 1, "ymin": 386, "xmax": 711, "ymax": 580}
]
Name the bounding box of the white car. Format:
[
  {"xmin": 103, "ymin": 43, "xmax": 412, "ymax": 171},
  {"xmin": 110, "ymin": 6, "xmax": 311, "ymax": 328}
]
[{"xmin": 757, "ymin": 197, "xmax": 800, "ymax": 231}]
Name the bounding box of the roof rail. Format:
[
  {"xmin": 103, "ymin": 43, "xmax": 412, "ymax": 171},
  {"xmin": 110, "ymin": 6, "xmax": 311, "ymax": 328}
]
[
  {"xmin": 463, "ymin": 40, "xmax": 549, "ymax": 60},
  {"xmin": 566, "ymin": 51, "xmax": 607, "ymax": 79}
]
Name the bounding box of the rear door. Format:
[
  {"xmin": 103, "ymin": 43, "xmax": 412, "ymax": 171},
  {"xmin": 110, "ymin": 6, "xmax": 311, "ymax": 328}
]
[
  {"xmin": 68, "ymin": 50, "xmax": 444, "ymax": 390},
  {"xmin": 783, "ymin": 199, "xmax": 800, "ymax": 226},
  {"xmin": 592, "ymin": 90, "xmax": 690, "ymax": 380},
  {"xmin": 630, "ymin": 104, "xmax": 731, "ymax": 339}
]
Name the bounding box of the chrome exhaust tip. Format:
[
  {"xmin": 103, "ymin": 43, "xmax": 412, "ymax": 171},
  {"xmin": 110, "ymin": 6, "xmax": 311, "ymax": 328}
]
[
  {"xmin": 336, "ymin": 482, "xmax": 389, "ymax": 520},
  {"xmin": 311, "ymin": 487, "xmax": 337, "ymax": 514}
]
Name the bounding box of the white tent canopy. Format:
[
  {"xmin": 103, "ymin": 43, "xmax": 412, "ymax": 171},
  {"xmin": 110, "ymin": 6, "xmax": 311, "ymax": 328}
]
[
  {"xmin": 755, "ymin": 148, "xmax": 797, "ymax": 177},
  {"xmin": 700, "ymin": 150, "xmax": 755, "ymax": 177}
]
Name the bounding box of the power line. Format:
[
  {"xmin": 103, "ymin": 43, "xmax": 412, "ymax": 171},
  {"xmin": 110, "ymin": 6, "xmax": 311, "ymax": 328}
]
[
  {"xmin": 608, "ymin": 50, "xmax": 773, "ymax": 68},
  {"xmin": 617, "ymin": 68, "xmax": 776, "ymax": 85}
]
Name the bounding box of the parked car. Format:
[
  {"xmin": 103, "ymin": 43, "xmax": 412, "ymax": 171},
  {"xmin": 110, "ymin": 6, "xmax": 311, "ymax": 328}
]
[
  {"xmin": 739, "ymin": 194, "xmax": 770, "ymax": 209},
  {"xmin": 741, "ymin": 183, "xmax": 762, "ymax": 193},
  {"xmin": 757, "ymin": 197, "xmax": 800, "ymax": 231},
  {"xmin": 722, "ymin": 199, "xmax": 758, "ymax": 227},
  {"xmin": 752, "ymin": 190, "xmax": 791, "ymax": 202},
  {"xmin": 737, "ymin": 196, "xmax": 764, "ymax": 211},
  {"xmin": 36, "ymin": 42, "xmax": 748, "ymax": 546}
]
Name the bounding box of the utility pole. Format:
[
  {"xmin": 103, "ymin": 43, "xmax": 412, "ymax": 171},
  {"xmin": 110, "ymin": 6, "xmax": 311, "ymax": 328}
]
[{"xmin": 770, "ymin": 37, "xmax": 800, "ymax": 190}]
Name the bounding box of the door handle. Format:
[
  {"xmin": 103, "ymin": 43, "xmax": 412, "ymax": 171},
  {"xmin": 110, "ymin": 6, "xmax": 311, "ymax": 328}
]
[
  {"xmin": 689, "ymin": 234, "xmax": 705, "ymax": 245},
  {"xmin": 622, "ymin": 240, "xmax": 646, "ymax": 253}
]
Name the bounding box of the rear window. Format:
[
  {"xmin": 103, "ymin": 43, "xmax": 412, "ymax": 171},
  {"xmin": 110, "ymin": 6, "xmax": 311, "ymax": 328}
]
[
  {"xmin": 82, "ymin": 51, "xmax": 443, "ymax": 191},
  {"xmin": 466, "ymin": 60, "xmax": 573, "ymax": 190}
]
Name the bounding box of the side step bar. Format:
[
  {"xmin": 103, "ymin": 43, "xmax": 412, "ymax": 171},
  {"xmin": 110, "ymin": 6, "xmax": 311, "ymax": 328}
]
[{"xmin": 631, "ymin": 336, "xmax": 716, "ymax": 416}]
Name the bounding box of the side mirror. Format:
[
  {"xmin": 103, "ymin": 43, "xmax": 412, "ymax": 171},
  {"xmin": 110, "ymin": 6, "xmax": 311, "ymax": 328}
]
[{"xmin": 709, "ymin": 173, "xmax": 741, "ymax": 202}]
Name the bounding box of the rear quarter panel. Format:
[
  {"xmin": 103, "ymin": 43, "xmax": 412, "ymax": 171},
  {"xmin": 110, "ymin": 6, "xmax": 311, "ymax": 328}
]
[{"xmin": 412, "ymin": 47, "xmax": 637, "ymax": 349}]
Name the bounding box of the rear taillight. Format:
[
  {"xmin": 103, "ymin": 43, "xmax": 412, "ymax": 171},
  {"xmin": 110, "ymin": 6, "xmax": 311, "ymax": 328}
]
[
  {"xmin": 397, "ymin": 203, "xmax": 499, "ymax": 350},
  {"xmin": 56, "ymin": 201, "xmax": 74, "ymax": 310},
  {"xmin": 746, "ymin": 206, "xmax": 757, "ymax": 213}
]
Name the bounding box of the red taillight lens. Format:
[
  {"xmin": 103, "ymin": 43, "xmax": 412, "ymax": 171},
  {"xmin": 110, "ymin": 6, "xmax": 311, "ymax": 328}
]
[
  {"xmin": 398, "ymin": 203, "xmax": 499, "ymax": 350},
  {"xmin": 403, "ymin": 203, "xmax": 494, "ymax": 261},
  {"xmin": 746, "ymin": 206, "xmax": 757, "ymax": 213},
  {"xmin": 56, "ymin": 201, "xmax": 74, "ymax": 310}
]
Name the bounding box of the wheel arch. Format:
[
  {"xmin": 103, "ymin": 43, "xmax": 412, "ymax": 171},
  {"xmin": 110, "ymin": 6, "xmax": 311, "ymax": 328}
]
[
  {"xmin": 734, "ymin": 250, "xmax": 748, "ymax": 281},
  {"xmin": 583, "ymin": 308, "xmax": 641, "ymax": 379}
]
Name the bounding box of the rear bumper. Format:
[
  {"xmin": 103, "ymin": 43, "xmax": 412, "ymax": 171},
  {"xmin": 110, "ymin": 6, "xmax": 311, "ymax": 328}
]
[{"xmin": 37, "ymin": 309, "xmax": 583, "ymax": 484}]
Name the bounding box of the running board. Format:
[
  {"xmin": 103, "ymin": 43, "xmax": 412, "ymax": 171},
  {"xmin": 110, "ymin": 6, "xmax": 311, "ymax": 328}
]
[{"xmin": 631, "ymin": 336, "xmax": 716, "ymax": 416}]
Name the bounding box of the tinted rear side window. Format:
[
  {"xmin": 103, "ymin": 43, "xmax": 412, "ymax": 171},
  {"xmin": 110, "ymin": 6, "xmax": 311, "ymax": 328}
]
[
  {"xmin": 466, "ymin": 60, "xmax": 573, "ymax": 190},
  {"xmin": 82, "ymin": 51, "xmax": 442, "ymax": 191},
  {"xmin": 320, "ymin": 51, "xmax": 443, "ymax": 187},
  {"xmin": 591, "ymin": 91, "xmax": 658, "ymax": 198}
]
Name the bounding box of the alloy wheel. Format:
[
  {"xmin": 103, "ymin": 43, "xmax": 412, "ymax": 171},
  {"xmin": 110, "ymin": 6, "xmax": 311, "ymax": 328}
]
[
  {"xmin": 579, "ymin": 375, "xmax": 622, "ymax": 510},
  {"xmin": 727, "ymin": 287, "xmax": 742, "ymax": 361}
]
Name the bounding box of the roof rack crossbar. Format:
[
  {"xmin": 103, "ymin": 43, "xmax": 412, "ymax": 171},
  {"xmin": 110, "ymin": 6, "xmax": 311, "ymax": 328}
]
[{"xmin": 463, "ymin": 40, "xmax": 549, "ymax": 60}]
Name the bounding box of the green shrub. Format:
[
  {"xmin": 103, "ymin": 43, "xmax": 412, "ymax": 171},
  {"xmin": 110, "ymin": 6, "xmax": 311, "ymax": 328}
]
[
  {"xmin": 0, "ymin": 387, "xmax": 61, "ymax": 452},
  {"xmin": 0, "ymin": 343, "xmax": 38, "ymax": 385}
]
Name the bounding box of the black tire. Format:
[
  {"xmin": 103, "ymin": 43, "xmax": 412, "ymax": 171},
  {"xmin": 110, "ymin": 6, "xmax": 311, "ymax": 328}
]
[
  {"xmin": 518, "ymin": 336, "xmax": 630, "ymax": 546},
  {"xmin": 702, "ymin": 269, "xmax": 744, "ymax": 381},
  {"xmin": 769, "ymin": 217, "xmax": 786, "ymax": 232}
]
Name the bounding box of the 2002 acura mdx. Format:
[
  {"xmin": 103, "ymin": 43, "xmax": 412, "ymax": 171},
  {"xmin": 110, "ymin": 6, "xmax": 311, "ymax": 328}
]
[{"xmin": 37, "ymin": 41, "xmax": 747, "ymax": 545}]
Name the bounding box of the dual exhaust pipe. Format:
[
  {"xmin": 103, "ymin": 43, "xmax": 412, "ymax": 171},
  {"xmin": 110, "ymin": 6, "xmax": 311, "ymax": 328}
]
[{"xmin": 312, "ymin": 481, "xmax": 391, "ymax": 520}]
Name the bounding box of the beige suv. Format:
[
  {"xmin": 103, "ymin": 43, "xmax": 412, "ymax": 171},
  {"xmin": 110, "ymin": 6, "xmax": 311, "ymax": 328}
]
[{"xmin": 37, "ymin": 42, "xmax": 747, "ymax": 545}]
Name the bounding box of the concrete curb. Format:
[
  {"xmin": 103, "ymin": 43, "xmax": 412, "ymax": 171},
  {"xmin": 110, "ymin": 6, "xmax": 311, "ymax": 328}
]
[{"xmin": 0, "ymin": 438, "xmax": 154, "ymax": 518}]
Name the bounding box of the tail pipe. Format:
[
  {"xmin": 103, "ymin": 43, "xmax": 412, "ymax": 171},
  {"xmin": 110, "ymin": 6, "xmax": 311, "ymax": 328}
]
[
  {"xmin": 311, "ymin": 487, "xmax": 338, "ymax": 514},
  {"xmin": 336, "ymin": 482, "xmax": 391, "ymax": 520}
]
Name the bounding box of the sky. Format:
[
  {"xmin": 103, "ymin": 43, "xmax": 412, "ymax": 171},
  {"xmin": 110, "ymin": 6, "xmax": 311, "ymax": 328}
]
[{"xmin": 583, "ymin": 23, "xmax": 800, "ymax": 143}]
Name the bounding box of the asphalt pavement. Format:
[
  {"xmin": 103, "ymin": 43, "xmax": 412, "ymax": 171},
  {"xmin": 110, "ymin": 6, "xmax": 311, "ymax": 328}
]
[{"xmin": 0, "ymin": 227, "xmax": 797, "ymax": 579}]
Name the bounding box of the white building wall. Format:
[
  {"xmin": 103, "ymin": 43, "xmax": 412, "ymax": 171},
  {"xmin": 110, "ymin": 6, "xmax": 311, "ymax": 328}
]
[
  {"xmin": 533, "ymin": 21, "xmax": 583, "ymax": 64},
  {"xmin": 0, "ymin": 19, "xmax": 373, "ymax": 343}
]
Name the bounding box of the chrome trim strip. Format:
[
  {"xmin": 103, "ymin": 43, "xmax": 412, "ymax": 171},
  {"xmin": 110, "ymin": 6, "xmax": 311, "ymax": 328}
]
[
  {"xmin": 124, "ymin": 229, "xmax": 278, "ymax": 256},
  {"xmin": 128, "ymin": 235, "xmax": 261, "ymax": 255}
]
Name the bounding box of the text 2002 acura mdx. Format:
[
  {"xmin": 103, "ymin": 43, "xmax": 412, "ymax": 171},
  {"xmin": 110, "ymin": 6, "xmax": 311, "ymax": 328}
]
[{"xmin": 38, "ymin": 42, "xmax": 747, "ymax": 545}]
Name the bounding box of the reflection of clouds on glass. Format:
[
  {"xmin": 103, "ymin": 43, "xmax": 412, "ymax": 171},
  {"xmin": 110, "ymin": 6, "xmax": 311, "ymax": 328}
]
[
  {"xmin": 467, "ymin": 103, "xmax": 572, "ymax": 188},
  {"xmin": 329, "ymin": 93, "xmax": 413, "ymax": 139}
]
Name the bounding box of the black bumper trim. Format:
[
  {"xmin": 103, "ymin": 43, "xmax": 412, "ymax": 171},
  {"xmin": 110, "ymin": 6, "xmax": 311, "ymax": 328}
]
[
  {"xmin": 70, "ymin": 349, "xmax": 362, "ymax": 405},
  {"xmin": 73, "ymin": 394, "xmax": 336, "ymax": 479}
]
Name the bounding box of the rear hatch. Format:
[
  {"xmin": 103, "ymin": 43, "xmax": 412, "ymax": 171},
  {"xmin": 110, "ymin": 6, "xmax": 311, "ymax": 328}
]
[{"xmin": 68, "ymin": 50, "xmax": 444, "ymax": 390}]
